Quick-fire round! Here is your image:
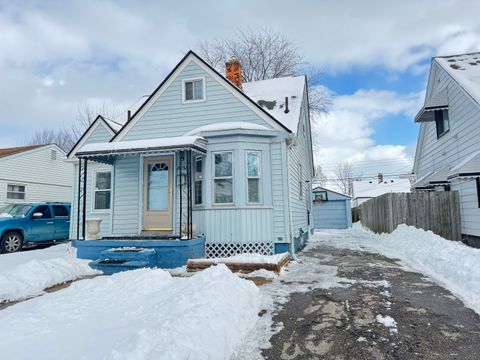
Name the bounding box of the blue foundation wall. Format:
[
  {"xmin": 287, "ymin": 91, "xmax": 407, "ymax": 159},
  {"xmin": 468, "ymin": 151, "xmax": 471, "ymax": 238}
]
[{"xmin": 73, "ymin": 236, "xmax": 205, "ymax": 269}]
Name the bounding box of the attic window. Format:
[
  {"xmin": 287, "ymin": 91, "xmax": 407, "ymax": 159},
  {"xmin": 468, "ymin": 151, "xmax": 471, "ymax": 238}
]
[
  {"xmin": 183, "ymin": 78, "xmax": 205, "ymax": 102},
  {"xmin": 435, "ymin": 109, "xmax": 449, "ymax": 138}
]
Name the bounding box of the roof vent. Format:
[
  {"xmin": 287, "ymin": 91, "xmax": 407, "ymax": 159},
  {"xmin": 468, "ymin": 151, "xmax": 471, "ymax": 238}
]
[{"xmin": 284, "ymin": 96, "xmax": 290, "ymax": 114}]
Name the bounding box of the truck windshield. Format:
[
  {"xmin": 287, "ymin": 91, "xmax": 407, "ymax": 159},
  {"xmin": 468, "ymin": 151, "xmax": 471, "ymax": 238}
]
[{"xmin": 0, "ymin": 204, "xmax": 33, "ymax": 218}]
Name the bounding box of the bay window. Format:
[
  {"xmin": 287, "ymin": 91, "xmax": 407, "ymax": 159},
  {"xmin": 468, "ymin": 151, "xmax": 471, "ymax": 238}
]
[
  {"xmin": 246, "ymin": 151, "xmax": 261, "ymax": 203},
  {"xmin": 213, "ymin": 152, "xmax": 233, "ymax": 204}
]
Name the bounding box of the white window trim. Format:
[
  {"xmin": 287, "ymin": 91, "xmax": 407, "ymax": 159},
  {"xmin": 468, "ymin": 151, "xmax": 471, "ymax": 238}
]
[
  {"xmin": 212, "ymin": 151, "xmax": 234, "ymax": 206},
  {"xmin": 246, "ymin": 150, "xmax": 262, "ymax": 204},
  {"xmin": 194, "ymin": 156, "xmax": 203, "ymax": 206},
  {"xmin": 182, "ymin": 77, "xmax": 206, "ymax": 104},
  {"xmin": 92, "ymin": 169, "xmax": 112, "ymax": 213},
  {"xmin": 6, "ymin": 183, "xmax": 26, "ymax": 200}
]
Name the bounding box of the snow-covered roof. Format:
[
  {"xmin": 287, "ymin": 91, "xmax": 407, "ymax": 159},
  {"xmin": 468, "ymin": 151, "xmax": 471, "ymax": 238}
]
[
  {"xmin": 436, "ymin": 52, "xmax": 480, "ymax": 105},
  {"xmin": 184, "ymin": 122, "xmax": 271, "ymax": 136},
  {"xmin": 448, "ymin": 150, "xmax": 480, "ymax": 178},
  {"xmin": 353, "ymin": 178, "xmax": 411, "ymax": 199},
  {"xmin": 76, "ymin": 136, "xmax": 206, "ymax": 157},
  {"xmin": 104, "ymin": 119, "xmax": 123, "ymax": 132},
  {"xmin": 412, "ymin": 166, "xmax": 450, "ymax": 188},
  {"xmin": 243, "ymin": 76, "xmax": 306, "ymax": 133}
]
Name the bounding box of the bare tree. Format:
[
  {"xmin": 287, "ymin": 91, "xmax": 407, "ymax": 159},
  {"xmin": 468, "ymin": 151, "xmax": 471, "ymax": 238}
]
[
  {"xmin": 28, "ymin": 128, "xmax": 76, "ymax": 152},
  {"xmin": 313, "ymin": 165, "xmax": 327, "ymax": 187},
  {"xmin": 333, "ymin": 162, "xmax": 354, "ymax": 196},
  {"xmin": 72, "ymin": 102, "xmax": 119, "ymax": 139},
  {"xmin": 197, "ymin": 27, "xmax": 330, "ymax": 113}
]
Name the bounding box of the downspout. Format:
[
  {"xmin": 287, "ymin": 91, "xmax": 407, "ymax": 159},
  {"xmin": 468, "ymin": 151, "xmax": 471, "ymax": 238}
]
[{"xmin": 285, "ymin": 134, "xmax": 297, "ymax": 257}]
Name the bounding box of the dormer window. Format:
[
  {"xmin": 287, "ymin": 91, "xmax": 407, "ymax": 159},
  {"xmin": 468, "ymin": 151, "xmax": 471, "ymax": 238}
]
[
  {"xmin": 183, "ymin": 78, "xmax": 205, "ymax": 102},
  {"xmin": 435, "ymin": 109, "xmax": 449, "ymax": 138}
]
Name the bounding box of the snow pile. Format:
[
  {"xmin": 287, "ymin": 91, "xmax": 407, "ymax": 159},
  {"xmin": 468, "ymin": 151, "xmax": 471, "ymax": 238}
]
[
  {"xmin": 0, "ymin": 244, "xmax": 100, "ymax": 302},
  {"xmin": 316, "ymin": 224, "xmax": 480, "ymax": 314},
  {"xmin": 376, "ymin": 314, "xmax": 398, "ymax": 334},
  {"xmin": 0, "ymin": 265, "xmax": 261, "ymax": 360},
  {"xmin": 193, "ymin": 252, "xmax": 289, "ymax": 264}
]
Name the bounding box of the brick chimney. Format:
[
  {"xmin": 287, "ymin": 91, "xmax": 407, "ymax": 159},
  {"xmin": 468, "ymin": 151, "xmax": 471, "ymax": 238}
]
[
  {"xmin": 225, "ymin": 56, "xmax": 242, "ymax": 89},
  {"xmin": 378, "ymin": 173, "xmax": 384, "ymax": 184}
]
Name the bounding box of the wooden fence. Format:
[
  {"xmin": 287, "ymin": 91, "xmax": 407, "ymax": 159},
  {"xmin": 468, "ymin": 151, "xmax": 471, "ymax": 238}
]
[{"xmin": 359, "ymin": 191, "xmax": 462, "ymax": 241}]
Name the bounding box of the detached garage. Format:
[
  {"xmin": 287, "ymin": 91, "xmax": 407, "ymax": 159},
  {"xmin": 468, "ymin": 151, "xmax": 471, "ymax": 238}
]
[{"xmin": 312, "ymin": 187, "xmax": 352, "ymax": 229}]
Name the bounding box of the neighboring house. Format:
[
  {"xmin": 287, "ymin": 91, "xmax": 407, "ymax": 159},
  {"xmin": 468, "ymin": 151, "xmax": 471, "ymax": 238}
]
[
  {"xmin": 352, "ymin": 174, "xmax": 411, "ymax": 207},
  {"xmin": 412, "ymin": 52, "xmax": 480, "ymax": 245},
  {"xmin": 68, "ymin": 51, "xmax": 314, "ymax": 267},
  {"xmin": 312, "ymin": 186, "xmax": 351, "ymax": 229},
  {"xmin": 0, "ymin": 144, "xmax": 72, "ymax": 208}
]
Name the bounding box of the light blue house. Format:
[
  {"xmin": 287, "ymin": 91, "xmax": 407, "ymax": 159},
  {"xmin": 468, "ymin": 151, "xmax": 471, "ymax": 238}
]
[
  {"xmin": 312, "ymin": 186, "xmax": 352, "ymax": 229},
  {"xmin": 67, "ymin": 51, "xmax": 314, "ymax": 271}
]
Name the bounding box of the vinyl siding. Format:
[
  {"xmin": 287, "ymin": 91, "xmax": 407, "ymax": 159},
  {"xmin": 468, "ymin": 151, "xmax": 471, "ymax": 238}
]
[
  {"xmin": 270, "ymin": 141, "xmax": 287, "ymax": 240},
  {"xmin": 450, "ymin": 179, "xmax": 480, "ymax": 237},
  {"xmin": 120, "ymin": 60, "xmax": 274, "ymax": 141},
  {"xmin": 0, "ymin": 145, "xmax": 72, "ymax": 208},
  {"xmin": 84, "ymin": 122, "xmax": 113, "ymax": 144},
  {"xmin": 313, "ymin": 200, "xmax": 352, "ymax": 229}
]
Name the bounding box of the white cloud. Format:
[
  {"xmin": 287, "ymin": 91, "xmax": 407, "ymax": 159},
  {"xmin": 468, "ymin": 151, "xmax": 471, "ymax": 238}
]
[{"xmin": 312, "ymin": 89, "xmax": 423, "ymax": 181}]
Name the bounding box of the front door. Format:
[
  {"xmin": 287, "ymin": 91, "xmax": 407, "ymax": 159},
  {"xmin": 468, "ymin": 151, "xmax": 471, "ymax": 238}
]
[{"xmin": 143, "ymin": 156, "xmax": 174, "ymax": 231}]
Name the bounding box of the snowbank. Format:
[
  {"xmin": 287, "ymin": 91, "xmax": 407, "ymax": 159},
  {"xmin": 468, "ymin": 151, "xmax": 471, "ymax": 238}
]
[
  {"xmin": 194, "ymin": 252, "xmax": 289, "ymax": 264},
  {"xmin": 316, "ymin": 224, "xmax": 480, "ymax": 314},
  {"xmin": 0, "ymin": 265, "xmax": 261, "ymax": 360},
  {"xmin": 0, "ymin": 244, "xmax": 100, "ymax": 302}
]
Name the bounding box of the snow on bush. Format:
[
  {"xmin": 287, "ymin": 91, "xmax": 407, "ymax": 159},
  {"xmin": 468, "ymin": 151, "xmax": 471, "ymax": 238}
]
[
  {"xmin": 317, "ymin": 224, "xmax": 480, "ymax": 314},
  {"xmin": 0, "ymin": 244, "xmax": 100, "ymax": 302},
  {"xmin": 0, "ymin": 264, "xmax": 261, "ymax": 360}
]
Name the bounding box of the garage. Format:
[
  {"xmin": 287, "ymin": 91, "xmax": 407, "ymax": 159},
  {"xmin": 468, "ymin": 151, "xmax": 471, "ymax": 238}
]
[{"xmin": 312, "ymin": 186, "xmax": 352, "ymax": 229}]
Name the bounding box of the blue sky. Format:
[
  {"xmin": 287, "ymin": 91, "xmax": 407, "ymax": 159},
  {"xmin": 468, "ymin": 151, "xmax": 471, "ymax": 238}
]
[{"xmin": 0, "ymin": 0, "xmax": 479, "ymax": 179}]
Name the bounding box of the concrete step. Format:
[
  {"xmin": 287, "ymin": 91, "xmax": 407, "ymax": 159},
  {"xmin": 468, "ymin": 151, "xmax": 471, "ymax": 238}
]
[
  {"xmin": 89, "ymin": 259, "xmax": 151, "ymax": 275},
  {"xmin": 99, "ymin": 247, "xmax": 157, "ymax": 262}
]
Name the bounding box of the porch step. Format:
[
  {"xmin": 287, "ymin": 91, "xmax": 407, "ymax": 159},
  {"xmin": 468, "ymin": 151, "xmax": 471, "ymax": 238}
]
[{"xmin": 90, "ymin": 247, "xmax": 158, "ymax": 274}]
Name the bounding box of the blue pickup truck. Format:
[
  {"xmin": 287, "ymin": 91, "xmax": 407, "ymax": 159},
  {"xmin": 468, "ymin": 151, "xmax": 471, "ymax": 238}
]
[{"xmin": 0, "ymin": 202, "xmax": 71, "ymax": 253}]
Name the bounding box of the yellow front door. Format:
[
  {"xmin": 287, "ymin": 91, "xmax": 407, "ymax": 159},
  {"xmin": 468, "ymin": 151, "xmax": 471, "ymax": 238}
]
[{"xmin": 143, "ymin": 156, "xmax": 173, "ymax": 231}]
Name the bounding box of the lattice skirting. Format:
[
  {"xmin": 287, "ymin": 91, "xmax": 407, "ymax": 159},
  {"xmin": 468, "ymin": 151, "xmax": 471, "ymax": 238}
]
[{"xmin": 205, "ymin": 242, "xmax": 274, "ymax": 258}]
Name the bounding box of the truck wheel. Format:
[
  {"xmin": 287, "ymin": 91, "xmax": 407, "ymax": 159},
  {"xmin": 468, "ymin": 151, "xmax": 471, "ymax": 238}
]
[{"xmin": 1, "ymin": 231, "xmax": 24, "ymax": 253}]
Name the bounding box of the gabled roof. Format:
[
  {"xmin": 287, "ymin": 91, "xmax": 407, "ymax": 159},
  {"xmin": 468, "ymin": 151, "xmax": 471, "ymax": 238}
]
[
  {"xmin": 67, "ymin": 115, "xmax": 116, "ymax": 158},
  {"xmin": 352, "ymin": 178, "xmax": 411, "ymax": 199},
  {"xmin": 435, "ymin": 52, "xmax": 480, "ymax": 106},
  {"xmin": 110, "ymin": 50, "xmax": 297, "ymax": 142},
  {"xmin": 312, "ymin": 186, "xmax": 351, "ymax": 199},
  {"xmin": 0, "ymin": 145, "xmax": 44, "ymax": 159}
]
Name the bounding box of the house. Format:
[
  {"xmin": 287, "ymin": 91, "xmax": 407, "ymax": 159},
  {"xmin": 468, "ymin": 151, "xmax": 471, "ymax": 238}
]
[
  {"xmin": 312, "ymin": 186, "xmax": 351, "ymax": 229},
  {"xmin": 68, "ymin": 51, "xmax": 314, "ymax": 271},
  {"xmin": 352, "ymin": 173, "xmax": 411, "ymax": 207},
  {"xmin": 0, "ymin": 144, "xmax": 72, "ymax": 209},
  {"xmin": 412, "ymin": 52, "xmax": 480, "ymax": 246}
]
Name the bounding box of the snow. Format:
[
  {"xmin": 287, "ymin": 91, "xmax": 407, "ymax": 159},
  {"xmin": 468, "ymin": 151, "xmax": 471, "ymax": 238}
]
[
  {"xmin": 0, "ymin": 212, "xmax": 13, "ymax": 218},
  {"xmin": 184, "ymin": 121, "xmax": 271, "ymax": 136},
  {"xmin": 448, "ymin": 149, "xmax": 480, "ymax": 177},
  {"xmin": 436, "ymin": 53, "xmax": 480, "ymax": 104},
  {"xmin": 243, "ymin": 76, "xmax": 305, "ymax": 133},
  {"xmin": 78, "ymin": 135, "xmax": 205, "ymax": 155},
  {"xmin": 0, "ymin": 244, "xmax": 100, "ymax": 302},
  {"xmin": 104, "ymin": 118, "xmax": 123, "ymax": 132},
  {"xmin": 243, "ymin": 269, "xmax": 278, "ymax": 279},
  {"xmin": 317, "ymin": 224, "xmax": 480, "ymax": 315},
  {"xmin": 0, "ymin": 265, "xmax": 261, "ymax": 360},
  {"xmin": 353, "ymin": 178, "xmax": 411, "ymax": 199},
  {"xmin": 376, "ymin": 314, "xmax": 398, "ymax": 334},
  {"xmin": 191, "ymin": 252, "xmax": 289, "ymax": 264}
]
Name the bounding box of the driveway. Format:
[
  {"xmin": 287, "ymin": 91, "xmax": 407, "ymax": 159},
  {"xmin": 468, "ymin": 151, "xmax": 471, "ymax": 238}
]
[{"xmin": 261, "ymin": 233, "xmax": 480, "ymax": 359}]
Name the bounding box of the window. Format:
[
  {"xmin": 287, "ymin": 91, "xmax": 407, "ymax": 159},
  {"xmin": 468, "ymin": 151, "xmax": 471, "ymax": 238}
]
[
  {"xmin": 93, "ymin": 171, "xmax": 111, "ymax": 211},
  {"xmin": 7, "ymin": 184, "xmax": 25, "ymax": 200},
  {"xmin": 32, "ymin": 205, "xmax": 51, "ymax": 219},
  {"xmin": 213, "ymin": 152, "xmax": 233, "ymax": 204},
  {"xmin": 194, "ymin": 157, "xmax": 203, "ymax": 205},
  {"xmin": 314, "ymin": 191, "xmax": 328, "ymax": 202},
  {"xmin": 53, "ymin": 205, "xmax": 69, "ymax": 217},
  {"xmin": 246, "ymin": 151, "xmax": 261, "ymax": 203},
  {"xmin": 183, "ymin": 78, "xmax": 205, "ymax": 102},
  {"xmin": 298, "ymin": 164, "xmax": 303, "ymax": 199},
  {"xmin": 435, "ymin": 109, "xmax": 449, "ymax": 138}
]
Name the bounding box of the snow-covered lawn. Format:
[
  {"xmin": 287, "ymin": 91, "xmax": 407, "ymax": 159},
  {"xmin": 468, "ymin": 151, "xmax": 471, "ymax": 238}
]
[
  {"xmin": 317, "ymin": 223, "xmax": 480, "ymax": 315},
  {"xmin": 0, "ymin": 265, "xmax": 260, "ymax": 360},
  {"xmin": 0, "ymin": 243, "xmax": 100, "ymax": 302}
]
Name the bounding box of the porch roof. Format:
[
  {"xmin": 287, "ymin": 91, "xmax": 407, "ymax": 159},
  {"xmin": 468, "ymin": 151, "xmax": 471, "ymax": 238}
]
[{"xmin": 76, "ymin": 136, "xmax": 207, "ymax": 159}]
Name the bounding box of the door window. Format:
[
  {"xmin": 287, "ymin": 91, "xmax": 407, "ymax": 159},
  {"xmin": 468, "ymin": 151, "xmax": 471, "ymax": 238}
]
[
  {"xmin": 33, "ymin": 205, "xmax": 51, "ymax": 219},
  {"xmin": 53, "ymin": 205, "xmax": 69, "ymax": 217},
  {"xmin": 148, "ymin": 162, "xmax": 169, "ymax": 210}
]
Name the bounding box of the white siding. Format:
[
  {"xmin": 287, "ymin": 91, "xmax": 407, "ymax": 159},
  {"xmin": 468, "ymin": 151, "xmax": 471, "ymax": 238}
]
[
  {"xmin": 0, "ymin": 145, "xmax": 72, "ymax": 208},
  {"xmin": 451, "ymin": 179, "xmax": 480, "ymax": 237}
]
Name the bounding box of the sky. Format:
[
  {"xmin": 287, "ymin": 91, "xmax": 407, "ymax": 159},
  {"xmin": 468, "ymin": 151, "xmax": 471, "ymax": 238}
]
[{"xmin": 1, "ymin": 0, "xmax": 480, "ymax": 184}]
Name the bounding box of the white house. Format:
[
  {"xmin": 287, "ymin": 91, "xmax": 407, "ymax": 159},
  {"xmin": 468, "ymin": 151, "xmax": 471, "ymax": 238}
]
[
  {"xmin": 0, "ymin": 144, "xmax": 72, "ymax": 208},
  {"xmin": 67, "ymin": 51, "xmax": 314, "ymax": 272},
  {"xmin": 352, "ymin": 174, "xmax": 411, "ymax": 207},
  {"xmin": 412, "ymin": 52, "xmax": 480, "ymax": 246}
]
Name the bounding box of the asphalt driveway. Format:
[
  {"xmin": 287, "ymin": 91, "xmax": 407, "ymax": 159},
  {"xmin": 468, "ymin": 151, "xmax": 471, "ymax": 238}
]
[{"xmin": 261, "ymin": 240, "xmax": 480, "ymax": 359}]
